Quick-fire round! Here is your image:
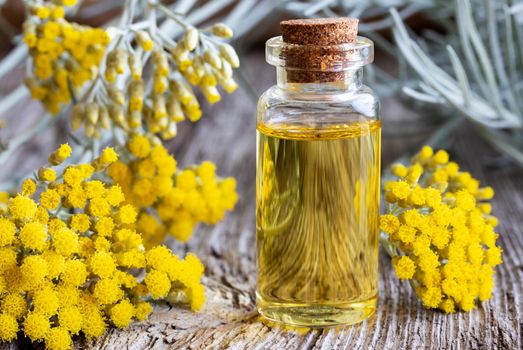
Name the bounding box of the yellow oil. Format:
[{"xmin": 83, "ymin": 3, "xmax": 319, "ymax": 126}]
[{"xmin": 256, "ymin": 119, "xmax": 381, "ymax": 327}]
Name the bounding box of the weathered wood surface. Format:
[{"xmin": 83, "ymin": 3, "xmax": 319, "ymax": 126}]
[{"xmin": 1, "ymin": 51, "xmax": 522, "ymax": 350}]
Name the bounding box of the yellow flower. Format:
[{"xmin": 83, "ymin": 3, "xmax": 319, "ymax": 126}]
[
  {"xmin": 52, "ymin": 227, "xmax": 79, "ymax": 257},
  {"xmin": 84, "ymin": 180, "xmax": 106, "ymax": 199},
  {"xmin": 455, "ymin": 190, "xmax": 476, "ymax": 212},
  {"xmin": 128, "ymin": 134, "xmax": 151, "ymax": 158},
  {"xmin": 70, "ymin": 213, "xmax": 91, "ymax": 232},
  {"xmin": 9, "ymin": 195, "xmax": 38, "ymax": 220},
  {"xmin": 432, "ymin": 150, "xmax": 449, "ymax": 165},
  {"xmin": 49, "ymin": 144, "xmax": 72, "ymax": 165},
  {"xmin": 105, "ymin": 185, "xmax": 125, "ymax": 206},
  {"xmin": 476, "ymin": 186, "xmax": 495, "ymax": 200},
  {"xmin": 0, "ymin": 218, "xmax": 16, "ymax": 246},
  {"xmin": 420, "ymin": 286, "xmax": 443, "ymax": 308},
  {"xmin": 32, "ymin": 286, "xmax": 60, "ymax": 316},
  {"xmin": 60, "ymin": 259, "xmax": 87, "ymax": 287},
  {"xmin": 94, "ymin": 216, "xmax": 115, "ymax": 237},
  {"xmin": 81, "ymin": 309, "xmax": 106, "ymax": 339},
  {"xmin": 134, "ymin": 302, "xmax": 152, "ymax": 321},
  {"xmin": 109, "ymin": 299, "xmax": 135, "ymax": 328},
  {"xmin": 88, "ymin": 197, "xmax": 111, "ymax": 217},
  {"xmin": 45, "ymin": 327, "xmax": 72, "ymax": 350},
  {"xmin": 382, "ymin": 145, "xmax": 502, "ymax": 313},
  {"xmin": 0, "ymin": 313, "xmax": 18, "ymax": 341},
  {"xmin": 40, "ymin": 189, "xmax": 61, "ymax": 210},
  {"xmin": 19, "ymin": 221, "xmax": 48, "ymax": 251},
  {"xmin": 118, "ymin": 204, "xmax": 137, "ymax": 224},
  {"xmin": 145, "ymin": 269, "xmax": 171, "ymax": 299},
  {"xmin": 42, "ymin": 250, "xmax": 65, "ymax": 279},
  {"xmin": 57, "ymin": 306, "xmax": 83, "ymax": 334},
  {"xmin": 93, "ymin": 278, "xmax": 123, "ymax": 305},
  {"xmin": 24, "ymin": 312, "xmax": 51, "ymax": 341},
  {"xmin": 101, "ymin": 147, "xmax": 118, "ymax": 164},
  {"xmin": 397, "ymin": 225, "xmax": 416, "ymax": 244},
  {"xmin": 392, "ymin": 256, "xmax": 416, "ymax": 279},
  {"xmin": 406, "ymin": 164, "xmax": 423, "ymax": 184},
  {"xmin": 22, "ymin": 179, "xmax": 37, "ymax": 196},
  {"xmin": 90, "ymin": 251, "xmax": 116, "ymax": 278},
  {"xmin": 386, "ymin": 181, "xmax": 410, "ymax": 201},
  {"xmin": 20, "ymin": 255, "xmax": 48, "ymax": 286},
  {"xmin": 1, "ymin": 293, "xmax": 27, "ymax": 319}
]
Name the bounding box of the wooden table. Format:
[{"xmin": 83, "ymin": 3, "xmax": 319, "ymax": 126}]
[{"xmin": 2, "ymin": 51, "xmax": 522, "ymax": 350}]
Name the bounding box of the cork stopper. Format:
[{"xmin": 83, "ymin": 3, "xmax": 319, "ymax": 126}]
[
  {"xmin": 279, "ymin": 17, "xmax": 359, "ymax": 83},
  {"xmin": 281, "ymin": 17, "xmax": 358, "ymax": 45}
]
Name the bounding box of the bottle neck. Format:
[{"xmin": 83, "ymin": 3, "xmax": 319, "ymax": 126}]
[{"xmin": 276, "ymin": 67, "xmax": 363, "ymax": 94}]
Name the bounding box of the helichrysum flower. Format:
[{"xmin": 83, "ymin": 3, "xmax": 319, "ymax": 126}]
[
  {"xmin": 380, "ymin": 145, "xmax": 502, "ymax": 313},
  {"xmin": 108, "ymin": 134, "xmax": 238, "ymax": 247},
  {"xmin": 0, "ymin": 144, "xmax": 207, "ymax": 348},
  {"xmin": 24, "ymin": 3, "xmax": 109, "ymax": 115}
]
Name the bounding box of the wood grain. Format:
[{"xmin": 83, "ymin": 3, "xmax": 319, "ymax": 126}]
[{"xmin": 1, "ymin": 51, "xmax": 521, "ymax": 350}]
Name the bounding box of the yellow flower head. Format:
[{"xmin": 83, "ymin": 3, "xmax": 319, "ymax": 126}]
[
  {"xmin": 109, "ymin": 299, "xmax": 135, "ymax": 329},
  {"xmin": 0, "ymin": 218, "xmax": 16, "ymax": 247},
  {"xmin": 128, "ymin": 135, "xmax": 151, "ymax": 158},
  {"xmin": 45, "ymin": 326, "xmax": 72, "ymax": 350},
  {"xmin": 22, "ymin": 179, "xmax": 37, "ymax": 196},
  {"xmin": 24, "ymin": 312, "xmax": 51, "ymax": 341},
  {"xmin": 49, "ymin": 144, "xmax": 72, "ymax": 165},
  {"xmin": 381, "ymin": 146, "xmax": 501, "ymax": 313},
  {"xmin": 392, "ymin": 256, "xmax": 416, "ymax": 279},
  {"xmin": 0, "ymin": 313, "xmax": 18, "ymax": 341},
  {"xmin": 19, "ymin": 221, "xmax": 48, "ymax": 251},
  {"xmin": 144, "ymin": 269, "xmax": 171, "ymax": 299},
  {"xmin": 9, "ymin": 195, "xmax": 37, "ymax": 220}
]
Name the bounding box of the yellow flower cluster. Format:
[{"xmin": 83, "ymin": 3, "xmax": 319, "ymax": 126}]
[
  {"xmin": 70, "ymin": 22, "xmax": 239, "ymax": 140},
  {"xmin": 0, "ymin": 144, "xmax": 206, "ymax": 349},
  {"xmin": 380, "ymin": 146, "xmax": 502, "ymax": 313},
  {"xmin": 23, "ymin": 2, "xmax": 109, "ymax": 114},
  {"xmin": 108, "ymin": 134, "xmax": 238, "ymax": 248}
]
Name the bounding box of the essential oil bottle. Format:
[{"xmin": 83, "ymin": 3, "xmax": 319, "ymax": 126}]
[{"xmin": 256, "ymin": 18, "xmax": 381, "ymax": 327}]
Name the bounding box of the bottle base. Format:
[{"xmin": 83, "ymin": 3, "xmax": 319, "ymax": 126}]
[{"xmin": 257, "ymin": 295, "xmax": 377, "ymax": 328}]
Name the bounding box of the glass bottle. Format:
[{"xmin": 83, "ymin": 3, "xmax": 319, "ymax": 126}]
[{"xmin": 256, "ymin": 18, "xmax": 381, "ymax": 327}]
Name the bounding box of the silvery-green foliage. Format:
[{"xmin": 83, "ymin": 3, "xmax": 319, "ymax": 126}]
[{"xmin": 267, "ymin": 0, "xmax": 523, "ymax": 166}]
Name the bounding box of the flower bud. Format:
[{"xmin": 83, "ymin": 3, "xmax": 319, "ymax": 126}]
[
  {"xmin": 219, "ymin": 60, "xmax": 233, "ymax": 79},
  {"xmin": 161, "ymin": 121, "xmax": 178, "ymax": 140},
  {"xmin": 108, "ymin": 104, "xmax": 127, "ymax": 129},
  {"xmin": 128, "ymin": 80, "xmax": 144, "ymax": 112},
  {"xmin": 211, "ymin": 23, "xmax": 233, "ymax": 38},
  {"xmin": 99, "ymin": 106, "xmax": 111, "ymax": 129},
  {"xmin": 129, "ymin": 53, "xmax": 143, "ymax": 80},
  {"xmin": 71, "ymin": 104, "xmax": 85, "ymax": 131},
  {"xmin": 85, "ymin": 122, "xmax": 96, "ymax": 138},
  {"xmin": 86, "ymin": 102, "xmax": 99, "ymax": 124},
  {"xmin": 171, "ymin": 43, "xmax": 192, "ymax": 71},
  {"xmin": 203, "ymin": 49, "xmax": 222, "ymax": 70},
  {"xmin": 154, "ymin": 74, "xmax": 168, "ymax": 94},
  {"xmin": 183, "ymin": 27, "xmax": 199, "ymax": 51},
  {"xmin": 219, "ymin": 43, "xmax": 239, "ymax": 68},
  {"xmin": 108, "ymin": 86, "xmax": 125, "ymax": 105},
  {"xmin": 183, "ymin": 100, "xmax": 202, "ymax": 122},
  {"xmin": 153, "ymin": 93, "xmax": 167, "ymax": 119},
  {"xmin": 182, "ymin": 66, "xmax": 201, "ymax": 85},
  {"xmin": 128, "ymin": 111, "xmax": 142, "ymax": 128},
  {"xmin": 219, "ymin": 77, "xmax": 238, "ymax": 94},
  {"xmin": 153, "ymin": 50, "xmax": 169, "ymax": 77},
  {"xmin": 167, "ymin": 97, "xmax": 185, "ymax": 122},
  {"xmin": 169, "ymin": 80, "xmax": 194, "ymax": 105},
  {"xmin": 136, "ymin": 31, "xmax": 153, "ymax": 51},
  {"xmin": 201, "ymin": 85, "xmax": 221, "ymax": 104},
  {"xmin": 201, "ymin": 70, "xmax": 217, "ymax": 87}
]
